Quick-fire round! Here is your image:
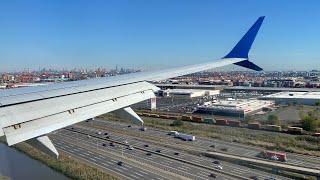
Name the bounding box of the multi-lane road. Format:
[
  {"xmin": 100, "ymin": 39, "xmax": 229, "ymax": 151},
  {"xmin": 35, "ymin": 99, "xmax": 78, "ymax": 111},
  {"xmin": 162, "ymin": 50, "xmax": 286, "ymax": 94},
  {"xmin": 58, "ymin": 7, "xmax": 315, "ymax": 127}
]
[
  {"xmin": 51, "ymin": 129, "xmax": 236, "ymax": 180},
  {"xmin": 45, "ymin": 118, "xmax": 319, "ymax": 180},
  {"xmin": 90, "ymin": 118, "xmax": 320, "ymax": 169}
]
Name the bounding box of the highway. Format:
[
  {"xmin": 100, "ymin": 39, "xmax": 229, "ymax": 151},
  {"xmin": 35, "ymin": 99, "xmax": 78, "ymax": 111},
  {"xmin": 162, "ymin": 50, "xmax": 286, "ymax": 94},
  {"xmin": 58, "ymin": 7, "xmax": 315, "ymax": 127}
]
[
  {"xmin": 53, "ymin": 122, "xmax": 295, "ymax": 179},
  {"xmin": 51, "ymin": 129, "xmax": 238, "ymax": 180},
  {"xmin": 90, "ymin": 118, "xmax": 320, "ymax": 169},
  {"xmin": 52, "ymin": 139, "xmax": 168, "ymax": 180}
]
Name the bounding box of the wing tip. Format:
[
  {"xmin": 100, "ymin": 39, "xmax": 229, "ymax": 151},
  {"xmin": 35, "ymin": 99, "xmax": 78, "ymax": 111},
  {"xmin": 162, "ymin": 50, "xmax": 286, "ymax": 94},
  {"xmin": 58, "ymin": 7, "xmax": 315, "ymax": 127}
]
[
  {"xmin": 234, "ymin": 60, "xmax": 263, "ymax": 71},
  {"xmin": 223, "ymin": 16, "xmax": 265, "ymax": 59}
]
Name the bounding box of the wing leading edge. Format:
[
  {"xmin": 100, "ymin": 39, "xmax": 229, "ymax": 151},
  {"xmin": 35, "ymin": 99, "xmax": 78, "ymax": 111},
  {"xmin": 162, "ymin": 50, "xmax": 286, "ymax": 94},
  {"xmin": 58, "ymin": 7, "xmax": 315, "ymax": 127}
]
[{"xmin": 0, "ymin": 17, "xmax": 265, "ymax": 158}]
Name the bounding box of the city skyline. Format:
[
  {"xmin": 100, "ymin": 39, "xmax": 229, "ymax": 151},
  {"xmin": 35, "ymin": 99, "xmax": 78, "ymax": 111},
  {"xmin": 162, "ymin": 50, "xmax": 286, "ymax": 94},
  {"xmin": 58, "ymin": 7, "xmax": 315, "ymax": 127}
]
[{"xmin": 0, "ymin": 0, "xmax": 319, "ymax": 71}]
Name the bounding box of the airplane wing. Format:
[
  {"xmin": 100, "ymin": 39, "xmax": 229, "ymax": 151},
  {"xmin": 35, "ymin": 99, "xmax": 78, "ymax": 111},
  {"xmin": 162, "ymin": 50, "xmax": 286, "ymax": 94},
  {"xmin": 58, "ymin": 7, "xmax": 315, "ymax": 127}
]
[{"xmin": 0, "ymin": 16, "xmax": 265, "ymax": 158}]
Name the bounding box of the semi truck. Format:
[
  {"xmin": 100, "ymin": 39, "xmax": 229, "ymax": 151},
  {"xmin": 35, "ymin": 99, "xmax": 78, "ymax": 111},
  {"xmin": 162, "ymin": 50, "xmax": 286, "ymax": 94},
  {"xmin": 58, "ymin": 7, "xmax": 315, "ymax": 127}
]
[
  {"xmin": 174, "ymin": 132, "xmax": 195, "ymax": 141},
  {"xmin": 259, "ymin": 150, "xmax": 287, "ymax": 162},
  {"xmin": 168, "ymin": 131, "xmax": 195, "ymax": 141}
]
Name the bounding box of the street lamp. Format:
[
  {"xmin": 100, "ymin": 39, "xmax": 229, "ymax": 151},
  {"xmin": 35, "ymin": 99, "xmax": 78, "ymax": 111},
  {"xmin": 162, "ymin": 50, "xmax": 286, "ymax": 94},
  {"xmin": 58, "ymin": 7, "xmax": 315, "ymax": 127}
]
[{"xmin": 122, "ymin": 140, "xmax": 128, "ymax": 157}]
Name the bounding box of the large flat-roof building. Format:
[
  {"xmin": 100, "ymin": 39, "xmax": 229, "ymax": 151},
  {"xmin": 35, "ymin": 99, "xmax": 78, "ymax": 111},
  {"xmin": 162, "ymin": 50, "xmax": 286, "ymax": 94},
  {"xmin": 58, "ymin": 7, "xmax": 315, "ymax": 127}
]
[
  {"xmin": 260, "ymin": 92, "xmax": 320, "ymax": 105},
  {"xmin": 159, "ymin": 89, "xmax": 220, "ymax": 98},
  {"xmin": 196, "ymin": 99, "xmax": 274, "ymax": 118}
]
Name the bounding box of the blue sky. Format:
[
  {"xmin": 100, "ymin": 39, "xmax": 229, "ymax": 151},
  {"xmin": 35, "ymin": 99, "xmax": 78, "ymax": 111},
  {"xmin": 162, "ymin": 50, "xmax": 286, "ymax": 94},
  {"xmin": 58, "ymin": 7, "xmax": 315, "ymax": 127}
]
[{"xmin": 0, "ymin": 0, "xmax": 319, "ymax": 72}]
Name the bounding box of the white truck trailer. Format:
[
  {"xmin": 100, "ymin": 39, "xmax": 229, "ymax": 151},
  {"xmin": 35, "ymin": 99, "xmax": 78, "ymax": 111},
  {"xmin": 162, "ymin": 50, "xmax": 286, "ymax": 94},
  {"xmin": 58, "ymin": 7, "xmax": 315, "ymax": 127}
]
[{"xmin": 175, "ymin": 132, "xmax": 195, "ymax": 141}]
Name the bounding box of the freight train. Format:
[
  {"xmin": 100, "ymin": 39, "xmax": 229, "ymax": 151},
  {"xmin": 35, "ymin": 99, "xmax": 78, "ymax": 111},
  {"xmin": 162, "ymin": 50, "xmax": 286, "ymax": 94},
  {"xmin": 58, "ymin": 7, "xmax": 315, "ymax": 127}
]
[{"xmin": 137, "ymin": 112, "xmax": 313, "ymax": 136}]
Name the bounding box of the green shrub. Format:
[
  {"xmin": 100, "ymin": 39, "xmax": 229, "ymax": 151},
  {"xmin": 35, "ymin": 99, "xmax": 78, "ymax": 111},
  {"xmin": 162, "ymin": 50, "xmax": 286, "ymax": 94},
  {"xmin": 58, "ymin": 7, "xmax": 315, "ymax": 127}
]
[{"xmin": 171, "ymin": 120, "xmax": 184, "ymax": 126}]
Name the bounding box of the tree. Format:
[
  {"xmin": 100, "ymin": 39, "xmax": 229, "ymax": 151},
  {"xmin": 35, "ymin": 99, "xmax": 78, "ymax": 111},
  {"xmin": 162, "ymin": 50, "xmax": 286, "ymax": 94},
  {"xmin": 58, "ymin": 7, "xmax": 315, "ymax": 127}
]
[
  {"xmin": 301, "ymin": 115, "xmax": 318, "ymax": 131},
  {"xmin": 315, "ymin": 100, "xmax": 320, "ymax": 106},
  {"xmin": 267, "ymin": 114, "xmax": 280, "ymax": 125}
]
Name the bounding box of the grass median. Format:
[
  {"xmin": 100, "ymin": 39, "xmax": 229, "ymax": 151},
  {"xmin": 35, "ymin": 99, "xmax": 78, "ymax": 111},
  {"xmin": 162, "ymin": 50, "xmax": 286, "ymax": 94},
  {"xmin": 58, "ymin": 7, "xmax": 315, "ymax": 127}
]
[{"xmin": 0, "ymin": 137, "xmax": 118, "ymax": 180}]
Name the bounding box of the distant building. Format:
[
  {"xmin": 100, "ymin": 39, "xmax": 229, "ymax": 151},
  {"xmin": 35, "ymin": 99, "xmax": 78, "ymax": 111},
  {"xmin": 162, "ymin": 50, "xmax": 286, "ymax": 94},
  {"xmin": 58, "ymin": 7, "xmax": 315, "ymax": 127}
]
[
  {"xmin": 159, "ymin": 89, "xmax": 220, "ymax": 98},
  {"xmin": 260, "ymin": 91, "xmax": 320, "ymax": 105},
  {"xmin": 265, "ymin": 79, "xmax": 295, "ymax": 88},
  {"xmin": 1, "ymin": 74, "xmax": 15, "ymax": 82}
]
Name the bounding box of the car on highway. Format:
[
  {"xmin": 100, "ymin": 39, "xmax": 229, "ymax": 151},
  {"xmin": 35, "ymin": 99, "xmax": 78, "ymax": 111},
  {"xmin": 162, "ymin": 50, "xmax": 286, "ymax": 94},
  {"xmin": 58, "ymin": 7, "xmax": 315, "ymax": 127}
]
[
  {"xmin": 127, "ymin": 125, "xmax": 132, "ymax": 128},
  {"xmin": 110, "ymin": 142, "xmax": 115, "ymax": 147},
  {"xmin": 102, "ymin": 143, "xmax": 106, "ymax": 147},
  {"xmin": 104, "ymin": 132, "xmax": 108, "ymax": 135},
  {"xmin": 146, "ymin": 152, "xmax": 152, "ymax": 156},
  {"xmin": 249, "ymin": 176, "xmax": 259, "ymax": 180},
  {"xmin": 155, "ymin": 149, "xmax": 161, "ymax": 153},
  {"xmin": 85, "ymin": 118, "xmax": 94, "ymax": 122},
  {"xmin": 117, "ymin": 161, "xmax": 123, "ymax": 166},
  {"xmin": 144, "ymin": 144, "xmax": 149, "ymax": 147},
  {"xmin": 97, "ymin": 131, "xmax": 102, "ymax": 135},
  {"xmin": 128, "ymin": 146, "xmax": 134, "ymax": 150},
  {"xmin": 209, "ymin": 173, "xmax": 217, "ymax": 178},
  {"xmin": 213, "ymin": 160, "xmax": 220, "ymax": 165},
  {"xmin": 139, "ymin": 127, "xmax": 147, "ymax": 131},
  {"xmin": 87, "ymin": 135, "xmax": 91, "ymax": 138},
  {"xmin": 105, "ymin": 136, "xmax": 110, "ymax": 139},
  {"xmin": 213, "ymin": 165, "xmax": 223, "ymax": 170},
  {"xmin": 174, "ymin": 152, "xmax": 179, "ymax": 156},
  {"xmin": 264, "ymin": 177, "xmax": 276, "ymax": 180}
]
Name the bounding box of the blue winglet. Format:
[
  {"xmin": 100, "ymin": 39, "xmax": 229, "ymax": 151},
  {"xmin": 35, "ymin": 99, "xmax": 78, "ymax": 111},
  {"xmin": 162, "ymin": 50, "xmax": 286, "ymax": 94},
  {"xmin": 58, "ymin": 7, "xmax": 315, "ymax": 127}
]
[
  {"xmin": 224, "ymin": 16, "xmax": 265, "ymax": 59},
  {"xmin": 234, "ymin": 60, "xmax": 263, "ymax": 71}
]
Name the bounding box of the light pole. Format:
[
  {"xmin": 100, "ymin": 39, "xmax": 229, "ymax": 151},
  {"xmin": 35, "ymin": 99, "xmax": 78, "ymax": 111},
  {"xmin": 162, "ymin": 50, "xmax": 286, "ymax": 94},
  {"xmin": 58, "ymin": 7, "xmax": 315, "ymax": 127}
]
[
  {"xmin": 122, "ymin": 140, "xmax": 128, "ymax": 157},
  {"xmin": 96, "ymin": 138, "xmax": 99, "ymax": 150}
]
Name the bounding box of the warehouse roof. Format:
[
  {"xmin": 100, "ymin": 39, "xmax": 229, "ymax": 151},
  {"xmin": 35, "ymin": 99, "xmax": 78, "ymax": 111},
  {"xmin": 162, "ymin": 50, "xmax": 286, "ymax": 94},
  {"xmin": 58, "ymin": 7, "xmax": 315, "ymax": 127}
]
[{"xmin": 263, "ymin": 92, "xmax": 320, "ymax": 100}]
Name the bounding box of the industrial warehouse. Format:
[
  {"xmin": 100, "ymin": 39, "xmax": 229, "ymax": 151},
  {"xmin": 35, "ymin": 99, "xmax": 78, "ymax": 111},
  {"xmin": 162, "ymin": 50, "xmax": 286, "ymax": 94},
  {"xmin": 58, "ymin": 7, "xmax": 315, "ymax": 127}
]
[
  {"xmin": 260, "ymin": 91, "xmax": 320, "ymax": 105},
  {"xmin": 196, "ymin": 99, "xmax": 275, "ymax": 118}
]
